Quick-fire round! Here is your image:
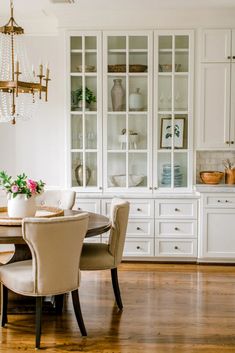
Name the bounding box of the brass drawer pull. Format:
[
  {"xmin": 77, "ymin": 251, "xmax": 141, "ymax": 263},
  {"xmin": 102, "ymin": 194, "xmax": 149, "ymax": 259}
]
[
  {"xmin": 136, "ymin": 246, "xmax": 141, "ymax": 250},
  {"xmin": 136, "ymin": 227, "xmax": 141, "ymax": 230},
  {"xmin": 174, "ymin": 227, "xmax": 179, "ymax": 231},
  {"xmin": 174, "ymin": 208, "xmax": 180, "ymax": 212},
  {"xmin": 137, "ymin": 208, "xmax": 141, "ymax": 212},
  {"xmin": 174, "ymin": 246, "xmax": 179, "ymax": 250}
]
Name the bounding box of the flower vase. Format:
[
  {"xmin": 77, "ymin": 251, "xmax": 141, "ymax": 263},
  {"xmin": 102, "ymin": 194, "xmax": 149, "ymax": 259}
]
[
  {"xmin": 129, "ymin": 88, "xmax": 144, "ymax": 111},
  {"xmin": 111, "ymin": 79, "xmax": 125, "ymax": 111},
  {"xmin": 75, "ymin": 163, "xmax": 91, "ymax": 186},
  {"xmin": 7, "ymin": 194, "xmax": 37, "ymax": 218}
]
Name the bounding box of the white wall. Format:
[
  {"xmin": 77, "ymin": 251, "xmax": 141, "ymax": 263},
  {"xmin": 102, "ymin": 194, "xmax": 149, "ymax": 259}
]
[
  {"xmin": 12, "ymin": 35, "xmax": 66, "ymax": 188},
  {"xmin": 1, "ymin": 8, "xmax": 235, "ymax": 188}
]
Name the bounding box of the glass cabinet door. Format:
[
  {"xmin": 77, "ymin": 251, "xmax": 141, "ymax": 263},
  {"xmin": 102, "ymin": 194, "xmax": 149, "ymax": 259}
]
[
  {"xmin": 103, "ymin": 32, "xmax": 152, "ymax": 190},
  {"xmin": 155, "ymin": 31, "xmax": 193, "ymax": 191},
  {"xmin": 69, "ymin": 32, "xmax": 102, "ymax": 190}
]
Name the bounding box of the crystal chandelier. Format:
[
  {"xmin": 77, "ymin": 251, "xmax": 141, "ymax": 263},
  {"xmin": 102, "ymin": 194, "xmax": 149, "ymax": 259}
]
[{"xmin": 0, "ymin": 0, "xmax": 50, "ymax": 124}]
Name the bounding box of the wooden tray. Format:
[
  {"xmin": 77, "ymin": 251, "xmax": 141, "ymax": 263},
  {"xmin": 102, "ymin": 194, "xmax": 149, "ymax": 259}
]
[{"xmin": 0, "ymin": 206, "xmax": 64, "ymax": 226}]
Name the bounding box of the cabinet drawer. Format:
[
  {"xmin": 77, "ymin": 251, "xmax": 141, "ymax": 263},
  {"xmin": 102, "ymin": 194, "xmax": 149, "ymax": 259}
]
[
  {"xmin": 205, "ymin": 195, "xmax": 235, "ymax": 207},
  {"xmin": 155, "ymin": 239, "xmax": 197, "ymax": 257},
  {"xmin": 124, "ymin": 238, "xmax": 154, "ymax": 257},
  {"xmin": 155, "ymin": 220, "xmax": 197, "ymax": 238},
  {"xmin": 155, "ymin": 200, "xmax": 197, "ymax": 219},
  {"xmin": 101, "ymin": 237, "xmax": 154, "ymax": 257},
  {"xmin": 127, "ymin": 220, "xmax": 154, "ymax": 237},
  {"xmin": 75, "ymin": 199, "xmax": 101, "ymax": 213},
  {"xmin": 102, "ymin": 199, "xmax": 154, "ymax": 218}
]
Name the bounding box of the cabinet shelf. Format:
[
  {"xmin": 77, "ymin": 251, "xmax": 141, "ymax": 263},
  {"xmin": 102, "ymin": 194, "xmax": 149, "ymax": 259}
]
[
  {"xmin": 70, "ymin": 73, "xmax": 97, "ymax": 77},
  {"xmin": 107, "ymin": 149, "xmax": 148, "ymax": 153},
  {"xmin": 107, "ymin": 72, "xmax": 148, "ymax": 77},
  {"xmin": 159, "ymin": 49, "xmax": 189, "ymax": 53},
  {"xmin": 71, "ymin": 49, "xmax": 97, "ymax": 53}
]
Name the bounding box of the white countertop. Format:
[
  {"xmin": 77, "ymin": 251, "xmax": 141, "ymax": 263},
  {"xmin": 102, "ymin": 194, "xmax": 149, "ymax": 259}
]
[{"xmin": 195, "ymin": 184, "xmax": 235, "ymax": 193}]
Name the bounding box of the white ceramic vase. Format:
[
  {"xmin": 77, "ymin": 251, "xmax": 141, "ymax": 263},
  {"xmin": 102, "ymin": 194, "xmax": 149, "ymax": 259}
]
[
  {"xmin": 111, "ymin": 79, "xmax": 125, "ymax": 111},
  {"xmin": 7, "ymin": 194, "xmax": 37, "ymax": 218},
  {"xmin": 129, "ymin": 88, "xmax": 144, "ymax": 111}
]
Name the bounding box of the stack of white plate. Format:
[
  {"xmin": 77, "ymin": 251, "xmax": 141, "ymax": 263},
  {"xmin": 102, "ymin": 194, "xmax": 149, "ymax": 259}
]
[{"xmin": 161, "ymin": 164, "xmax": 182, "ymax": 187}]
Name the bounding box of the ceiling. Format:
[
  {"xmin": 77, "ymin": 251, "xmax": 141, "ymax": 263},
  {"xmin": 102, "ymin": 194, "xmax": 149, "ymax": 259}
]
[{"xmin": 1, "ymin": 0, "xmax": 235, "ymax": 22}]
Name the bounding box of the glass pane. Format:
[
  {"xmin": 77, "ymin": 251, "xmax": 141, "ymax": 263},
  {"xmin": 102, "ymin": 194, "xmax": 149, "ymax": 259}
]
[
  {"xmin": 108, "ymin": 36, "xmax": 126, "ymax": 50},
  {"xmin": 129, "ymin": 53, "xmax": 148, "ymax": 73},
  {"xmin": 108, "ymin": 53, "xmax": 126, "ymax": 73},
  {"xmin": 71, "ymin": 152, "xmax": 83, "ymax": 187},
  {"xmin": 71, "ymin": 52, "xmax": 82, "ymax": 73},
  {"xmin": 174, "ymin": 152, "xmax": 188, "ymax": 187},
  {"xmin": 85, "ymin": 152, "xmax": 97, "ymax": 186},
  {"xmin": 129, "ymin": 152, "xmax": 147, "ymax": 187},
  {"xmin": 107, "ymin": 114, "xmax": 126, "ymax": 150},
  {"xmin": 174, "ymin": 76, "xmax": 188, "ymax": 111},
  {"xmin": 71, "ymin": 115, "xmax": 83, "ymax": 149},
  {"xmin": 71, "ymin": 76, "xmax": 82, "ymax": 111},
  {"xmin": 159, "ymin": 115, "xmax": 173, "ymax": 149},
  {"xmin": 158, "ymin": 76, "xmax": 172, "ymax": 111},
  {"xmin": 157, "ymin": 152, "xmax": 171, "ymax": 188},
  {"xmin": 175, "ymin": 52, "xmax": 188, "ymax": 73},
  {"xmin": 85, "ymin": 36, "xmax": 96, "ymax": 50},
  {"xmin": 175, "ymin": 35, "xmax": 189, "ymax": 50},
  {"xmin": 84, "ymin": 77, "xmax": 97, "ymax": 112},
  {"xmin": 129, "ymin": 114, "xmax": 147, "ymax": 150},
  {"xmin": 108, "ymin": 77, "xmax": 126, "ymax": 112},
  {"xmin": 71, "ymin": 37, "xmax": 82, "ymax": 50},
  {"xmin": 108, "ymin": 152, "xmax": 126, "ymax": 187},
  {"xmin": 159, "ymin": 36, "xmax": 172, "ymax": 50},
  {"xmin": 85, "ymin": 115, "xmax": 97, "ymax": 149},
  {"xmin": 84, "ymin": 53, "xmax": 97, "ymax": 73},
  {"xmin": 129, "ymin": 36, "xmax": 148, "ymax": 50},
  {"xmin": 129, "ymin": 77, "xmax": 147, "ymax": 111},
  {"xmin": 174, "ymin": 114, "xmax": 188, "ymax": 149}
]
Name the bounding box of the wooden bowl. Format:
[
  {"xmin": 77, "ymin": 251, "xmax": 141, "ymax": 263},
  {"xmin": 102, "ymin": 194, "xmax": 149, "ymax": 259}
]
[{"xmin": 200, "ymin": 171, "xmax": 224, "ymax": 184}]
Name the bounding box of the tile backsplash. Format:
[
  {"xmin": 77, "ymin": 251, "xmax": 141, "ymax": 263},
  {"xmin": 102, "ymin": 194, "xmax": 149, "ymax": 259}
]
[{"xmin": 196, "ymin": 151, "xmax": 235, "ymax": 183}]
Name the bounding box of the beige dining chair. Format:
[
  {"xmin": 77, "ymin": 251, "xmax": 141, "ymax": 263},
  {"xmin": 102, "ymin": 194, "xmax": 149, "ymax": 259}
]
[
  {"xmin": 0, "ymin": 213, "xmax": 88, "ymax": 349},
  {"xmin": 36, "ymin": 189, "xmax": 76, "ymax": 210},
  {"xmin": 80, "ymin": 198, "xmax": 130, "ymax": 310}
]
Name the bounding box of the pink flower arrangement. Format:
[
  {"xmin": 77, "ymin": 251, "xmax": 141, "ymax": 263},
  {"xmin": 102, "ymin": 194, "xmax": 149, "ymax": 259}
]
[{"xmin": 0, "ymin": 171, "xmax": 45, "ymax": 199}]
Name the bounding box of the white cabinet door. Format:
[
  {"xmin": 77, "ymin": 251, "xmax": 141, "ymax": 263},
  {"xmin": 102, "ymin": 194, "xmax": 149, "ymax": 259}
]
[
  {"xmin": 230, "ymin": 63, "xmax": 235, "ymax": 145},
  {"xmin": 198, "ymin": 63, "xmax": 231, "ymax": 149},
  {"xmin": 202, "ymin": 208, "xmax": 235, "ymax": 259},
  {"xmin": 201, "ymin": 29, "xmax": 231, "ymax": 63}
]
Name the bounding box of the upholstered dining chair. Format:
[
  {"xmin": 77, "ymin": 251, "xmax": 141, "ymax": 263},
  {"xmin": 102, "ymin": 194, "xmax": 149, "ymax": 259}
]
[
  {"xmin": 80, "ymin": 198, "xmax": 130, "ymax": 310},
  {"xmin": 36, "ymin": 189, "xmax": 76, "ymax": 210},
  {"xmin": 0, "ymin": 213, "xmax": 88, "ymax": 349}
]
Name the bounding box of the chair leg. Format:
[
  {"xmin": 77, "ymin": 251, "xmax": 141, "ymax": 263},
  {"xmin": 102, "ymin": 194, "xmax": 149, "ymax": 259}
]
[
  {"xmin": 71, "ymin": 289, "xmax": 87, "ymax": 336},
  {"xmin": 1, "ymin": 284, "xmax": 8, "ymax": 327},
  {"xmin": 35, "ymin": 297, "xmax": 43, "ymax": 349},
  {"xmin": 54, "ymin": 294, "xmax": 64, "ymax": 314},
  {"xmin": 111, "ymin": 267, "xmax": 123, "ymax": 310}
]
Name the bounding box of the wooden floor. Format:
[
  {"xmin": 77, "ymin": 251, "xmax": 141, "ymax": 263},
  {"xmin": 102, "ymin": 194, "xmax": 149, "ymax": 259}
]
[{"xmin": 1, "ymin": 262, "xmax": 235, "ymax": 352}]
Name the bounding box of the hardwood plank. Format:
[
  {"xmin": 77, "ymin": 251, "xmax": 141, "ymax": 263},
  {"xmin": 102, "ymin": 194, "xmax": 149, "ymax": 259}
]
[{"xmin": 0, "ymin": 262, "xmax": 235, "ymax": 352}]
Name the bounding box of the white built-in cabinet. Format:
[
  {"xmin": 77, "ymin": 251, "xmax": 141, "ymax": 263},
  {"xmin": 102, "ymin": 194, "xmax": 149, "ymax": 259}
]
[
  {"xmin": 67, "ymin": 29, "xmax": 197, "ymax": 261},
  {"xmin": 67, "ymin": 30, "xmax": 194, "ymax": 193},
  {"xmin": 198, "ymin": 29, "xmax": 235, "ymax": 149},
  {"xmin": 199, "ymin": 193, "xmax": 235, "ymax": 262}
]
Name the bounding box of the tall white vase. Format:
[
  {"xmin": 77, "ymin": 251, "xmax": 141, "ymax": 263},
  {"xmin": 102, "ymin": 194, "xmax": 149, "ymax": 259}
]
[{"xmin": 7, "ymin": 194, "xmax": 37, "ymax": 218}]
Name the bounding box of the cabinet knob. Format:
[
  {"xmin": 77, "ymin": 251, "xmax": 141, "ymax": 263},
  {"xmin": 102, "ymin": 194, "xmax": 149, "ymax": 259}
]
[
  {"xmin": 228, "ymin": 56, "xmax": 231, "ymax": 59},
  {"xmin": 99, "ymin": 186, "xmax": 103, "ymax": 190},
  {"xmin": 174, "ymin": 227, "xmax": 179, "ymax": 231},
  {"xmin": 174, "ymin": 208, "xmax": 180, "ymax": 212},
  {"xmin": 225, "ymin": 200, "xmax": 229, "ymax": 203},
  {"xmin": 137, "ymin": 208, "xmax": 141, "ymax": 212},
  {"xmin": 154, "ymin": 187, "xmax": 158, "ymax": 190},
  {"xmin": 231, "ymin": 141, "xmax": 234, "ymax": 144},
  {"xmin": 136, "ymin": 227, "xmax": 141, "ymax": 230},
  {"xmin": 226, "ymin": 141, "xmax": 230, "ymax": 144},
  {"xmin": 149, "ymin": 187, "xmax": 153, "ymax": 190},
  {"xmin": 217, "ymin": 200, "xmax": 221, "ymax": 203},
  {"xmin": 136, "ymin": 246, "xmax": 140, "ymax": 250},
  {"xmin": 233, "ymin": 56, "xmax": 235, "ymax": 59},
  {"xmin": 174, "ymin": 246, "xmax": 179, "ymax": 250},
  {"xmin": 77, "ymin": 207, "xmax": 81, "ymax": 210}
]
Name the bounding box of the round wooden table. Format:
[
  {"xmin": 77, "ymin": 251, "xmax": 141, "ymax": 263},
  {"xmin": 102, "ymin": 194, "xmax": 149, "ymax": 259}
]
[{"xmin": 0, "ymin": 210, "xmax": 111, "ymax": 264}]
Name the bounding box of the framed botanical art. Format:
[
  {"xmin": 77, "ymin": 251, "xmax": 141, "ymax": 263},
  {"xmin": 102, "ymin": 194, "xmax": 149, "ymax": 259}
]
[{"xmin": 160, "ymin": 117, "xmax": 185, "ymax": 149}]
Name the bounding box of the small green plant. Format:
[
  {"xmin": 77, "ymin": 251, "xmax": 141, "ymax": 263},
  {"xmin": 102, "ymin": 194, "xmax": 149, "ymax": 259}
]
[{"xmin": 75, "ymin": 87, "xmax": 96, "ymax": 105}]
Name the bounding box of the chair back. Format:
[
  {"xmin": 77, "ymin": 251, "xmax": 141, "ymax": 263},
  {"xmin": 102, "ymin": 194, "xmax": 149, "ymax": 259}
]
[
  {"xmin": 108, "ymin": 198, "xmax": 130, "ymax": 266},
  {"xmin": 22, "ymin": 213, "xmax": 88, "ymax": 296},
  {"xmin": 36, "ymin": 190, "xmax": 76, "ymax": 210}
]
